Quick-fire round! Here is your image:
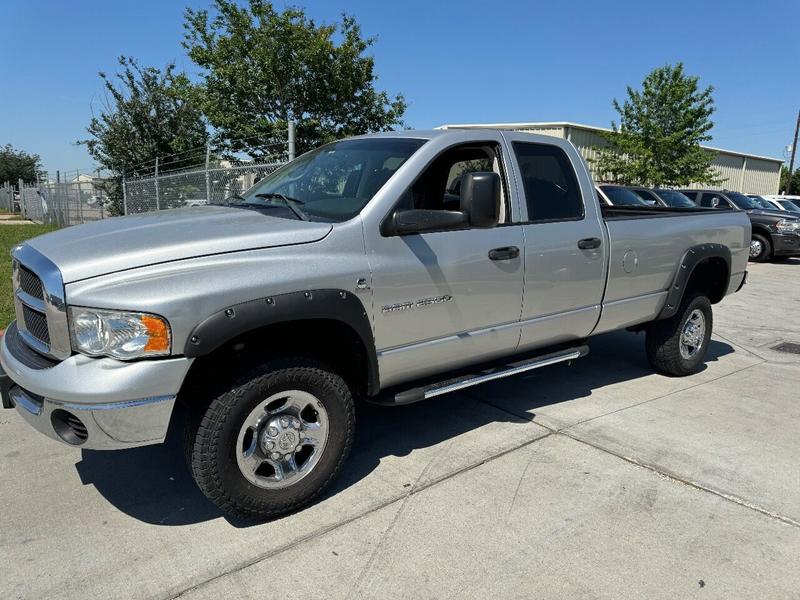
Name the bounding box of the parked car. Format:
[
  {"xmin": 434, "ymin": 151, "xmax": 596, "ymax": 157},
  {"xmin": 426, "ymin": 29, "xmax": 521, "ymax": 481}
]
[
  {"xmin": 756, "ymin": 194, "xmax": 800, "ymax": 214},
  {"xmin": 629, "ymin": 187, "xmax": 698, "ymax": 208},
  {"xmin": 595, "ymin": 184, "xmax": 651, "ymax": 206},
  {"xmin": 1, "ymin": 129, "xmax": 750, "ymax": 520},
  {"xmin": 681, "ymin": 189, "xmax": 800, "ymax": 262}
]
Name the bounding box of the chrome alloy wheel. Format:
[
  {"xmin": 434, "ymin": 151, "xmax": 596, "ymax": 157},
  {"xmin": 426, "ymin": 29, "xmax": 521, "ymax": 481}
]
[
  {"xmin": 235, "ymin": 390, "xmax": 329, "ymax": 489},
  {"xmin": 749, "ymin": 239, "xmax": 763, "ymax": 258},
  {"xmin": 679, "ymin": 309, "xmax": 706, "ymax": 360}
]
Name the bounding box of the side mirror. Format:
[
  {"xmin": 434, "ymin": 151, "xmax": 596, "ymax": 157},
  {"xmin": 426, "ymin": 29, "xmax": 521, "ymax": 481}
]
[
  {"xmin": 460, "ymin": 172, "xmax": 501, "ymax": 228},
  {"xmin": 392, "ymin": 209, "xmax": 468, "ymax": 235}
]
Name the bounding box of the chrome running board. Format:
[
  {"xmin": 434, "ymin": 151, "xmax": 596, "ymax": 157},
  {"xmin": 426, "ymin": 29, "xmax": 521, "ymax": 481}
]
[{"xmin": 374, "ymin": 345, "xmax": 589, "ymax": 406}]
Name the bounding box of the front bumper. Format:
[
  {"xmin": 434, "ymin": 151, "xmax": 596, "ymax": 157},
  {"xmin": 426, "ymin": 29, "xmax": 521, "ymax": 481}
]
[
  {"xmin": 0, "ymin": 321, "xmax": 193, "ymax": 449},
  {"xmin": 771, "ymin": 233, "xmax": 800, "ymax": 257}
]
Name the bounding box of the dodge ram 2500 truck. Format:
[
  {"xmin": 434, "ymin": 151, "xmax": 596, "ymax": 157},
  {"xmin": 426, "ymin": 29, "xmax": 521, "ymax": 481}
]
[{"xmin": 0, "ymin": 129, "xmax": 750, "ymax": 519}]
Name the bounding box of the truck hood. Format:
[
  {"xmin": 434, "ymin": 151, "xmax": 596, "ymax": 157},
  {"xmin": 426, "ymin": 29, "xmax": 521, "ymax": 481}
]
[
  {"xmin": 748, "ymin": 209, "xmax": 800, "ymax": 220},
  {"xmin": 25, "ymin": 206, "xmax": 333, "ymax": 282}
]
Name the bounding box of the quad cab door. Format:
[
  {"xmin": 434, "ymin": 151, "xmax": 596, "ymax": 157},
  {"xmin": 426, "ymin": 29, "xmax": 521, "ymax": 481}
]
[
  {"xmin": 502, "ymin": 132, "xmax": 607, "ymax": 351},
  {"xmin": 364, "ymin": 136, "xmax": 525, "ymax": 388}
]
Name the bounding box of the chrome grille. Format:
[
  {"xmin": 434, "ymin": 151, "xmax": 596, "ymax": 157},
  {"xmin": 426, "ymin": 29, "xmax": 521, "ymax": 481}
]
[
  {"xmin": 22, "ymin": 304, "xmax": 50, "ymax": 345},
  {"xmin": 11, "ymin": 245, "xmax": 71, "ymax": 360},
  {"xmin": 18, "ymin": 265, "xmax": 44, "ymax": 299}
]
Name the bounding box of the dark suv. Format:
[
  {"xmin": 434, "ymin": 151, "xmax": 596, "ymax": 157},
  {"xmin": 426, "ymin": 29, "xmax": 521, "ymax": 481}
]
[{"xmin": 681, "ymin": 189, "xmax": 800, "ymax": 262}]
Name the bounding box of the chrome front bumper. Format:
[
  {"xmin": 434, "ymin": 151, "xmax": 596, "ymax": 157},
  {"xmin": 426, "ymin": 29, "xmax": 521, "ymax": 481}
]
[{"xmin": 1, "ymin": 321, "xmax": 193, "ymax": 450}]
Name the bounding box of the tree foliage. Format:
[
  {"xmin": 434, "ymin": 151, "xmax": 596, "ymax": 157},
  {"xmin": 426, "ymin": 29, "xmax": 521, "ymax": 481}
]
[
  {"xmin": 81, "ymin": 56, "xmax": 208, "ymax": 177},
  {"xmin": 0, "ymin": 144, "xmax": 43, "ymax": 184},
  {"xmin": 595, "ymin": 63, "xmax": 718, "ymax": 187},
  {"xmin": 183, "ymin": 0, "xmax": 407, "ymax": 158},
  {"xmin": 780, "ymin": 166, "xmax": 800, "ymax": 195}
]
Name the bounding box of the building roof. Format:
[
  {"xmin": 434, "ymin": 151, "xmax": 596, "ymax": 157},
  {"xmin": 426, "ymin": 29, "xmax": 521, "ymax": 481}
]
[{"xmin": 437, "ymin": 121, "xmax": 784, "ymax": 164}]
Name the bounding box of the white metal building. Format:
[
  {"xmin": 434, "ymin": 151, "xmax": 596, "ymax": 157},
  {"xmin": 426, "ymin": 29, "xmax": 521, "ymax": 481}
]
[{"xmin": 439, "ymin": 121, "xmax": 783, "ymax": 195}]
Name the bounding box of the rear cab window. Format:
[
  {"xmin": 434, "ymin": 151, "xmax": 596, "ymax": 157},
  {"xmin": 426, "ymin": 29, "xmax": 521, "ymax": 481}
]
[{"xmin": 512, "ymin": 142, "xmax": 584, "ymax": 222}]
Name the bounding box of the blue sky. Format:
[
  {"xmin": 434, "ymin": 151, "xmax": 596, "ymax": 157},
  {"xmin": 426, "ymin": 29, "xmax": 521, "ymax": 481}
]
[{"xmin": 1, "ymin": 0, "xmax": 798, "ymax": 175}]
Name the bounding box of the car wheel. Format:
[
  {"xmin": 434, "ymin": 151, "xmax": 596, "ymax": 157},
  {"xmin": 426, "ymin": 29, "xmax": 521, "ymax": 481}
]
[
  {"xmin": 645, "ymin": 294, "xmax": 713, "ymax": 376},
  {"xmin": 749, "ymin": 234, "xmax": 771, "ymax": 262},
  {"xmin": 185, "ymin": 358, "xmax": 355, "ymax": 520}
]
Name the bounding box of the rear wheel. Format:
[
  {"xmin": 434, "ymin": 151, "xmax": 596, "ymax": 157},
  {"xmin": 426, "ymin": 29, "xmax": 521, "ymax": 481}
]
[
  {"xmin": 185, "ymin": 358, "xmax": 355, "ymax": 520},
  {"xmin": 749, "ymin": 233, "xmax": 771, "ymax": 262},
  {"xmin": 646, "ymin": 294, "xmax": 713, "ymax": 376}
]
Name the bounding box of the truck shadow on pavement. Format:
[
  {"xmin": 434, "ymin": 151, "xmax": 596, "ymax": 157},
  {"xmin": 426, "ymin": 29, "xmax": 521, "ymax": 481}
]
[{"xmin": 73, "ymin": 330, "xmax": 734, "ymax": 527}]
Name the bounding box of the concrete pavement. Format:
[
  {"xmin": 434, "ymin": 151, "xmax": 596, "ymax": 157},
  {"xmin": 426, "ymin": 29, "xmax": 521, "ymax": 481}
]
[{"xmin": 1, "ymin": 261, "xmax": 799, "ymax": 599}]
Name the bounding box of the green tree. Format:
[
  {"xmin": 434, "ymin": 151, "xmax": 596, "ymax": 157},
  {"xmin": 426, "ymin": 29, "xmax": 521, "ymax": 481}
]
[
  {"xmin": 780, "ymin": 166, "xmax": 800, "ymax": 195},
  {"xmin": 595, "ymin": 63, "xmax": 718, "ymax": 187},
  {"xmin": 183, "ymin": 0, "xmax": 407, "ymax": 158},
  {"xmin": 80, "ymin": 57, "xmax": 209, "ymax": 214},
  {"xmin": 0, "ymin": 144, "xmax": 43, "ymax": 184}
]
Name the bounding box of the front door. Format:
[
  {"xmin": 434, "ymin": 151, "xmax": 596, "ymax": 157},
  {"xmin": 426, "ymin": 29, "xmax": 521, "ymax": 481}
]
[{"xmin": 365, "ymin": 142, "xmax": 525, "ymax": 388}]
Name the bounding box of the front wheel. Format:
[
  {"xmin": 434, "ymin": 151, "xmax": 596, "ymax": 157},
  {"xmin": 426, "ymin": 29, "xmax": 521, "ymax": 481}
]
[
  {"xmin": 749, "ymin": 233, "xmax": 771, "ymax": 262},
  {"xmin": 645, "ymin": 294, "xmax": 713, "ymax": 376},
  {"xmin": 185, "ymin": 358, "xmax": 355, "ymax": 520}
]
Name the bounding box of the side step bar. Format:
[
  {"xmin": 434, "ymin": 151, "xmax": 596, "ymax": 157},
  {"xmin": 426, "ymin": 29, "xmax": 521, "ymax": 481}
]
[{"xmin": 374, "ymin": 345, "xmax": 589, "ymax": 406}]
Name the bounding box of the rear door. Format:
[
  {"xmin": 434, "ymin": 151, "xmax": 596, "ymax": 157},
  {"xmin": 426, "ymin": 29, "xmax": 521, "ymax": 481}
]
[{"xmin": 503, "ymin": 133, "xmax": 606, "ymax": 352}]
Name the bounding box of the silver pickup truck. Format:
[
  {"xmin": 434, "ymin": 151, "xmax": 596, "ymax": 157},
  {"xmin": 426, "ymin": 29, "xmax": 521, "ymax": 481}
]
[{"xmin": 0, "ymin": 129, "xmax": 750, "ymax": 519}]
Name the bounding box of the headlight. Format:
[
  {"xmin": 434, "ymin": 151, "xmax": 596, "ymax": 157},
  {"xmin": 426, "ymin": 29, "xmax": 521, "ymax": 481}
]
[
  {"xmin": 68, "ymin": 307, "xmax": 171, "ymax": 359},
  {"xmin": 775, "ymin": 219, "xmax": 800, "ymax": 233}
]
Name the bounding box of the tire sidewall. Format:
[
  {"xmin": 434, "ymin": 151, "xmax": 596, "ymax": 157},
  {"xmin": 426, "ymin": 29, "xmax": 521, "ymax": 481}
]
[
  {"xmin": 204, "ymin": 360, "xmax": 353, "ymax": 514},
  {"xmin": 750, "ymin": 234, "xmax": 771, "ymax": 262},
  {"xmin": 675, "ymin": 295, "xmax": 713, "ymax": 372}
]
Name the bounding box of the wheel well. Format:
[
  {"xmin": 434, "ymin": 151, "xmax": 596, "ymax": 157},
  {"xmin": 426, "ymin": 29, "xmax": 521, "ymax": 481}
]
[
  {"xmin": 751, "ymin": 226, "xmax": 771, "ymax": 241},
  {"xmin": 685, "ymin": 257, "xmax": 729, "ymax": 304},
  {"xmin": 179, "ymin": 319, "xmax": 372, "ymax": 405}
]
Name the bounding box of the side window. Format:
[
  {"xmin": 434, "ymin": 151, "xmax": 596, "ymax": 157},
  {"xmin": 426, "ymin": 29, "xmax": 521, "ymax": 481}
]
[
  {"xmin": 512, "ymin": 142, "xmax": 584, "ymax": 221},
  {"xmin": 700, "ymin": 192, "xmax": 727, "ymax": 208},
  {"xmin": 402, "ymin": 143, "xmax": 506, "ymax": 220},
  {"xmin": 634, "ymin": 189, "xmax": 658, "ymax": 204},
  {"xmin": 682, "ymin": 191, "xmax": 697, "ymax": 202}
]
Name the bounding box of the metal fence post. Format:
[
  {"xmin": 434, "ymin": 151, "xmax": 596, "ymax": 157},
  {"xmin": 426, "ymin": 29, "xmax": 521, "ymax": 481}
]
[
  {"xmin": 205, "ymin": 143, "xmax": 211, "ymax": 203},
  {"xmin": 288, "ymin": 121, "xmax": 296, "ymax": 161},
  {"xmin": 122, "ymin": 172, "xmax": 128, "ymax": 215},
  {"xmin": 18, "ymin": 179, "xmax": 26, "ymax": 219},
  {"xmin": 76, "ymin": 168, "xmax": 84, "ymax": 223},
  {"xmin": 154, "ymin": 156, "xmax": 161, "ymax": 210}
]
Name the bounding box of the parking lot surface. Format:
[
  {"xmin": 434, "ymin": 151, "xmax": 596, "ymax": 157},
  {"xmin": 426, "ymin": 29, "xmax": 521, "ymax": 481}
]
[{"xmin": 2, "ymin": 261, "xmax": 799, "ymax": 599}]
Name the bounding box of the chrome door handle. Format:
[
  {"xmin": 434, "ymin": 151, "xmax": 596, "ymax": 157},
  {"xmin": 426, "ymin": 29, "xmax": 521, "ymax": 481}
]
[
  {"xmin": 577, "ymin": 237, "xmax": 602, "ymax": 250},
  {"xmin": 488, "ymin": 246, "xmax": 520, "ymax": 261}
]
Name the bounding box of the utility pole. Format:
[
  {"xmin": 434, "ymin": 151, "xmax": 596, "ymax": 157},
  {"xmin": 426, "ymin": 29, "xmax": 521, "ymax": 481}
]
[{"xmin": 787, "ymin": 108, "xmax": 800, "ymax": 195}]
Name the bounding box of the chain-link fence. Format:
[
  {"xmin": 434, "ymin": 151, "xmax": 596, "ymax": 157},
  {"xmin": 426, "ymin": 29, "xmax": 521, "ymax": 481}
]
[
  {"xmin": 1, "ymin": 173, "xmax": 113, "ymax": 226},
  {"xmin": 124, "ymin": 160, "xmax": 286, "ymax": 214}
]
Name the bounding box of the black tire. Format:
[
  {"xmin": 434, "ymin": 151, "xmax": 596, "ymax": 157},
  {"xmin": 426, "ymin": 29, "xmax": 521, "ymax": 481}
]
[
  {"xmin": 645, "ymin": 294, "xmax": 713, "ymax": 376},
  {"xmin": 185, "ymin": 358, "xmax": 355, "ymax": 520},
  {"xmin": 749, "ymin": 233, "xmax": 771, "ymax": 262}
]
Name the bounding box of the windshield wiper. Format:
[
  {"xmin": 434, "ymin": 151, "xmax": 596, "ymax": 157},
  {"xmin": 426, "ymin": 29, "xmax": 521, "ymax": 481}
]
[
  {"xmin": 255, "ymin": 193, "xmax": 308, "ymax": 221},
  {"xmin": 225, "ymin": 194, "xmax": 247, "ymax": 204}
]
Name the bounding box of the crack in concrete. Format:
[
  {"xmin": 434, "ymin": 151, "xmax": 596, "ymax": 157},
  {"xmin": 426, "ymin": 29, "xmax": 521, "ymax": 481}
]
[{"xmin": 166, "ymin": 431, "xmax": 553, "ymax": 600}]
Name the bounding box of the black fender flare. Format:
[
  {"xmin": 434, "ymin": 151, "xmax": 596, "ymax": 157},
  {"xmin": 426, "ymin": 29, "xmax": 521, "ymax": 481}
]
[
  {"xmin": 657, "ymin": 243, "xmax": 731, "ymax": 320},
  {"xmin": 184, "ymin": 289, "xmax": 379, "ymax": 396}
]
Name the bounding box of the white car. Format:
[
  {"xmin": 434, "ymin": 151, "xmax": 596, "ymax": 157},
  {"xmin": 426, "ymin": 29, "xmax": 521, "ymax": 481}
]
[{"xmin": 754, "ymin": 195, "xmax": 800, "ymax": 214}]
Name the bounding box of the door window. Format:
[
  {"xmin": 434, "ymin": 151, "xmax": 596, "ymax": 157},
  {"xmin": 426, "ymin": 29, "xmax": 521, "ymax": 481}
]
[
  {"xmin": 398, "ymin": 143, "xmax": 508, "ymax": 221},
  {"xmin": 700, "ymin": 192, "xmax": 729, "ymax": 208},
  {"xmin": 512, "ymin": 142, "xmax": 584, "ymax": 222}
]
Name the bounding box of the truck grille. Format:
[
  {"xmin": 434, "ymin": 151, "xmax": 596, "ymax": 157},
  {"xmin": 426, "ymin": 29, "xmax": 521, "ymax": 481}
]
[
  {"xmin": 18, "ymin": 265, "xmax": 44, "ymax": 300},
  {"xmin": 11, "ymin": 246, "xmax": 71, "ymax": 360},
  {"xmin": 21, "ymin": 304, "xmax": 50, "ymax": 345}
]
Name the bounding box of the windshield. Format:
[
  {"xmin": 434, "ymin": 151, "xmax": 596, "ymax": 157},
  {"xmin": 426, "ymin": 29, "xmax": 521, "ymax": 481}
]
[
  {"xmin": 600, "ymin": 186, "xmax": 650, "ymax": 206},
  {"xmin": 726, "ymin": 191, "xmax": 763, "ymax": 210},
  {"xmin": 234, "ymin": 137, "xmax": 427, "ymax": 221},
  {"xmin": 779, "ymin": 200, "xmax": 800, "ymax": 212},
  {"xmin": 655, "ymin": 190, "xmax": 696, "ymax": 208}
]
